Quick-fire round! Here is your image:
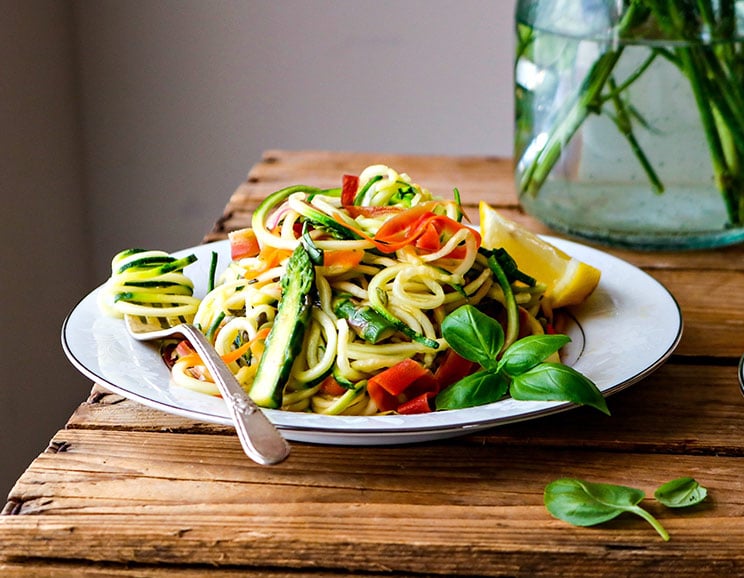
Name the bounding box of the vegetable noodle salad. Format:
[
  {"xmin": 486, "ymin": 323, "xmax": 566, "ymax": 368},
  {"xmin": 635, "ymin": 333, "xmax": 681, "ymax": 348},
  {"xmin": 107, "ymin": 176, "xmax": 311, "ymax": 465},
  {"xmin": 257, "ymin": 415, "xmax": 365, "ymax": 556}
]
[{"xmin": 100, "ymin": 165, "xmax": 608, "ymax": 417}]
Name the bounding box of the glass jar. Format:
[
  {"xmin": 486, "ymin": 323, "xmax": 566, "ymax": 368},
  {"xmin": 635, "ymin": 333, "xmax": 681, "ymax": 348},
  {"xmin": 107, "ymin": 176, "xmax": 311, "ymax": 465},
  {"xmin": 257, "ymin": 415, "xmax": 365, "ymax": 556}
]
[{"xmin": 514, "ymin": 0, "xmax": 744, "ymax": 250}]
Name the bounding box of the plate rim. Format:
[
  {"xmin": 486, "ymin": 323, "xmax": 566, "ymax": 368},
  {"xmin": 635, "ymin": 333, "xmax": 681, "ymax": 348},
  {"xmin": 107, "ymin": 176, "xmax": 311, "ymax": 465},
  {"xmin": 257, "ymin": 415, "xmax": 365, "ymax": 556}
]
[{"xmin": 61, "ymin": 236, "xmax": 683, "ymax": 441}]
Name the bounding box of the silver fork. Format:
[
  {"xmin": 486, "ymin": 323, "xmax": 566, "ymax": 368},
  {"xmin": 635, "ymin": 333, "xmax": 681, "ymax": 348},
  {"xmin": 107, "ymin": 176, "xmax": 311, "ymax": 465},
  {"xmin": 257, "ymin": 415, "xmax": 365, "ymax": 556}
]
[{"xmin": 125, "ymin": 314, "xmax": 290, "ymax": 465}]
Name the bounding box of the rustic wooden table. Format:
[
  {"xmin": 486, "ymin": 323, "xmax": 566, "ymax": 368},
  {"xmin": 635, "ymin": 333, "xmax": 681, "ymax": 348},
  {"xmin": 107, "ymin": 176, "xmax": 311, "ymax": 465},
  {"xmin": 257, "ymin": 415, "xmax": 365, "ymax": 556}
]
[{"xmin": 2, "ymin": 150, "xmax": 743, "ymax": 577}]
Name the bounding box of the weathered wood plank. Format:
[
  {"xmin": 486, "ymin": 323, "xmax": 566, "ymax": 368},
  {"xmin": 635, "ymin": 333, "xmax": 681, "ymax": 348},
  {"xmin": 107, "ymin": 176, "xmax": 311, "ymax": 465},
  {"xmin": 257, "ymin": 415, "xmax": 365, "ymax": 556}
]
[
  {"xmin": 480, "ymin": 362, "xmax": 744, "ymax": 455},
  {"xmin": 1, "ymin": 427, "xmax": 742, "ymax": 576},
  {"xmin": 66, "ymin": 385, "xmax": 234, "ymax": 434},
  {"xmin": 251, "ymin": 149, "xmax": 516, "ymax": 198},
  {"xmin": 0, "ymin": 562, "xmax": 424, "ymax": 578},
  {"xmin": 7, "ymin": 431, "xmax": 743, "ymax": 513},
  {"xmin": 652, "ymin": 269, "xmax": 744, "ymax": 357},
  {"xmin": 1, "ymin": 511, "xmax": 742, "ymax": 577},
  {"xmin": 64, "ymin": 365, "xmax": 744, "ymax": 456}
]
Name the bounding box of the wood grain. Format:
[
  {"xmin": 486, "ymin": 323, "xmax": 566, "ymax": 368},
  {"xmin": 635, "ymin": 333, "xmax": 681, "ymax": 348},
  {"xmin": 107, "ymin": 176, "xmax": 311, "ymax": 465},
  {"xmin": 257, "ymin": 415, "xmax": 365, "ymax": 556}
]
[
  {"xmin": 2, "ymin": 428, "xmax": 742, "ymax": 576},
  {"xmin": 0, "ymin": 564, "xmax": 418, "ymax": 578},
  {"xmin": 64, "ymin": 365, "xmax": 744, "ymax": 456},
  {"xmin": 2, "ymin": 150, "xmax": 744, "ymax": 577}
]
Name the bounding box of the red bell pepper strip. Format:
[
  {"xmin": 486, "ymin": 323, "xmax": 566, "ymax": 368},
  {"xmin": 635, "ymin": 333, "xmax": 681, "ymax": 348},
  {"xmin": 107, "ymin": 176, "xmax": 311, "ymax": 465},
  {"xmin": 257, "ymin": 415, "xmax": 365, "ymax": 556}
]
[
  {"xmin": 414, "ymin": 221, "xmax": 442, "ymax": 252},
  {"xmin": 366, "ymin": 381, "xmax": 398, "ymax": 412},
  {"xmin": 331, "ymin": 204, "xmax": 480, "ymax": 256},
  {"xmin": 341, "ymin": 174, "xmax": 359, "ymax": 206},
  {"xmin": 372, "ymin": 205, "xmax": 438, "ymax": 251},
  {"xmin": 433, "ymin": 349, "xmax": 478, "ymax": 389},
  {"xmin": 319, "ymin": 374, "xmax": 348, "ymax": 397},
  {"xmin": 368, "ymin": 358, "xmax": 431, "ymax": 395},
  {"xmin": 373, "ymin": 205, "xmax": 481, "ymax": 254},
  {"xmin": 335, "ymin": 204, "xmax": 435, "ymax": 244},
  {"xmin": 171, "ymin": 340, "xmax": 202, "ymax": 369},
  {"xmin": 367, "ymin": 358, "xmax": 440, "ymax": 412},
  {"xmin": 397, "ymin": 391, "xmax": 436, "ymax": 414}
]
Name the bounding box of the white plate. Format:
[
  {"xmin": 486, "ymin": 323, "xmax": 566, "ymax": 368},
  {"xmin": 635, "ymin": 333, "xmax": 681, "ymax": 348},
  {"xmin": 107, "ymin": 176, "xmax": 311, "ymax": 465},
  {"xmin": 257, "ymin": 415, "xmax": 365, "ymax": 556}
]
[{"xmin": 62, "ymin": 237, "xmax": 682, "ymax": 445}]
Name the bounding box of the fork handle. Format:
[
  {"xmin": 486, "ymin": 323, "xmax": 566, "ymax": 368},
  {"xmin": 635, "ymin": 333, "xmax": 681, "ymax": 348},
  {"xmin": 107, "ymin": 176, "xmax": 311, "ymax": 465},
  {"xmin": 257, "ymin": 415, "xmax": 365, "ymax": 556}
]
[{"xmin": 181, "ymin": 324, "xmax": 290, "ymax": 465}]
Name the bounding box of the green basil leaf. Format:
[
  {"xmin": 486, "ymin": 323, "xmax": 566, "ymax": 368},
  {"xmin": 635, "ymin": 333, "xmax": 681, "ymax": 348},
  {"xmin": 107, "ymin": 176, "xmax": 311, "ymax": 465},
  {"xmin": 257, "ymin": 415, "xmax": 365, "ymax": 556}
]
[
  {"xmin": 434, "ymin": 370, "xmax": 509, "ymax": 410},
  {"xmin": 510, "ymin": 362, "xmax": 610, "ymax": 415},
  {"xmin": 545, "ymin": 478, "xmax": 670, "ymax": 541},
  {"xmin": 499, "ymin": 334, "xmax": 571, "ymax": 376},
  {"xmin": 441, "ymin": 305, "xmax": 503, "ymax": 371},
  {"xmin": 544, "ymin": 478, "xmax": 644, "ymax": 526},
  {"xmin": 654, "ymin": 477, "xmax": 707, "ymax": 508}
]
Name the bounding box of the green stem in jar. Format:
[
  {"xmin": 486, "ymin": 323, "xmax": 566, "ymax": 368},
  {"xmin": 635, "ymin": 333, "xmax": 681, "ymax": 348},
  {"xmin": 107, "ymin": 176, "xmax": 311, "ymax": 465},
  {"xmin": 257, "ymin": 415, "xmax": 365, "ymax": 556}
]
[
  {"xmin": 642, "ymin": 0, "xmax": 744, "ymax": 225},
  {"xmin": 680, "ymin": 48, "xmax": 734, "ymax": 214},
  {"xmin": 605, "ymin": 76, "xmax": 664, "ymax": 194},
  {"xmin": 518, "ymin": 48, "xmax": 624, "ymax": 198},
  {"xmin": 518, "ymin": 0, "xmax": 744, "ymax": 226},
  {"xmin": 599, "ymin": 51, "xmax": 657, "ymax": 100},
  {"xmin": 667, "ymin": 2, "xmax": 744, "ymax": 225},
  {"xmin": 517, "ymin": 1, "xmax": 646, "ymax": 197}
]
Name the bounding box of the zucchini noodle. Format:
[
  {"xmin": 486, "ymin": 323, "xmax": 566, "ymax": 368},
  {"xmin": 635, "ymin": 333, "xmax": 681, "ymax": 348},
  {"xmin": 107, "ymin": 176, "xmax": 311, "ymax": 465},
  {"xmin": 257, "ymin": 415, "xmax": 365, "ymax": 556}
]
[
  {"xmin": 98, "ymin": 249, "xmax": 200, "ymax": 319},
  {"xmin": 102, "ymin": 166, "xmax": 558, "ymax": 417}
]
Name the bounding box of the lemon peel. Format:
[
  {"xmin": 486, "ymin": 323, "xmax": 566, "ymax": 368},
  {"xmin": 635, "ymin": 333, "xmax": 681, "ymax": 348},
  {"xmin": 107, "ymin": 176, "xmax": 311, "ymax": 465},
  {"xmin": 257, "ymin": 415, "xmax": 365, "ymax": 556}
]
[{"xmin": 479, "ymin": 202, "xmax": 600, "ymax": 310}]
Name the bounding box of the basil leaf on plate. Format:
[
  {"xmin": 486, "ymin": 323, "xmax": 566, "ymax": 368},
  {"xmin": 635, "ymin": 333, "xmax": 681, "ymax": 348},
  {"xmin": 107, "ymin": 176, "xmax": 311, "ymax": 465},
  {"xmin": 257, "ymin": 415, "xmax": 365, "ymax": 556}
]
[
  {"xmin": 435, "ymin": 370, "xmax": 509, "ymax": 410},
  {"xmin": 441, "ymin": 305, "xmax": 503, "ymax": 371},
  {"xmin": 499, "ymin": 334, "xmax": 571, "ymax": 376},
  {"xmin": 510, "ymin": 362, "xmax": 610, "ymax": 415}
]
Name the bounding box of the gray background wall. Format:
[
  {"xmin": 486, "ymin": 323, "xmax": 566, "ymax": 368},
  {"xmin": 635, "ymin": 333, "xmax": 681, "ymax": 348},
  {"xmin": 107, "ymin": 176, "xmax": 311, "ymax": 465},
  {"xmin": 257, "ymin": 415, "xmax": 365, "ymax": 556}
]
[{"xmin": 1, "ymin": 0, "xmax": 515, "ymax": 496}]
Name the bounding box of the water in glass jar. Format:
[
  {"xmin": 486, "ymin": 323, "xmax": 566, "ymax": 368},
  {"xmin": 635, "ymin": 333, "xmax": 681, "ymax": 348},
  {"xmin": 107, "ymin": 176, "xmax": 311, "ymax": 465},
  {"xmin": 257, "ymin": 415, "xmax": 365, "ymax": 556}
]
[{"xmin": 515, "ymin": 19, "xmax": 744, "ymax": 249}]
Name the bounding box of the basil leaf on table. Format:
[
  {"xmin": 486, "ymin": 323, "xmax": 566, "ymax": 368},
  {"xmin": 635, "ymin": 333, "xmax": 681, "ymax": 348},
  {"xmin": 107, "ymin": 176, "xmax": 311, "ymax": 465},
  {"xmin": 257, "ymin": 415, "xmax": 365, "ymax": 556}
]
[
  {"xmin": 544, "ymin": 478, "xmax": 670, "ymax": 541},
  {"xmin": 441, "ymin": 305, "xmax": 503, "ymax": 371},
  {"xmin": 510, "ymin": 362, "xmax": 610, "ymax": 415},
  {"xmin": 654, "ymin": 477, "xmax": 708, "ymax": 508},
  {"xmin": 435, "ymin": 370, "xmax": 509, "ymax": 410},
  {"xmin": 499, "ymin": 334, "xmax": 571, "ymax": 376}
]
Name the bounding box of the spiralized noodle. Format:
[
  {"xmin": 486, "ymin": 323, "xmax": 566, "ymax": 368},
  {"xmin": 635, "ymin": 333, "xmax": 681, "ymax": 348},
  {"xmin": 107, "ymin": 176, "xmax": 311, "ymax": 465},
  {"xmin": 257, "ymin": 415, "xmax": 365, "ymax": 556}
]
[
  {"xmin": 131, "ymin": 166, "xmax": 554, "ymax": 416},
  {"xmin": 98, "ymin": 249, "xmax": 201, "ymax": 319}
]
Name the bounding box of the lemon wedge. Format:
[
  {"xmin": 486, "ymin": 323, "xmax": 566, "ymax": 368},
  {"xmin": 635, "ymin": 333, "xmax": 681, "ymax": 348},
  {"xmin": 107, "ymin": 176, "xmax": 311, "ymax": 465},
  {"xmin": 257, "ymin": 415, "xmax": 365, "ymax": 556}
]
[{"xmin": 479, "ymin": 201, "xmax": 601, "ymax": 310}]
